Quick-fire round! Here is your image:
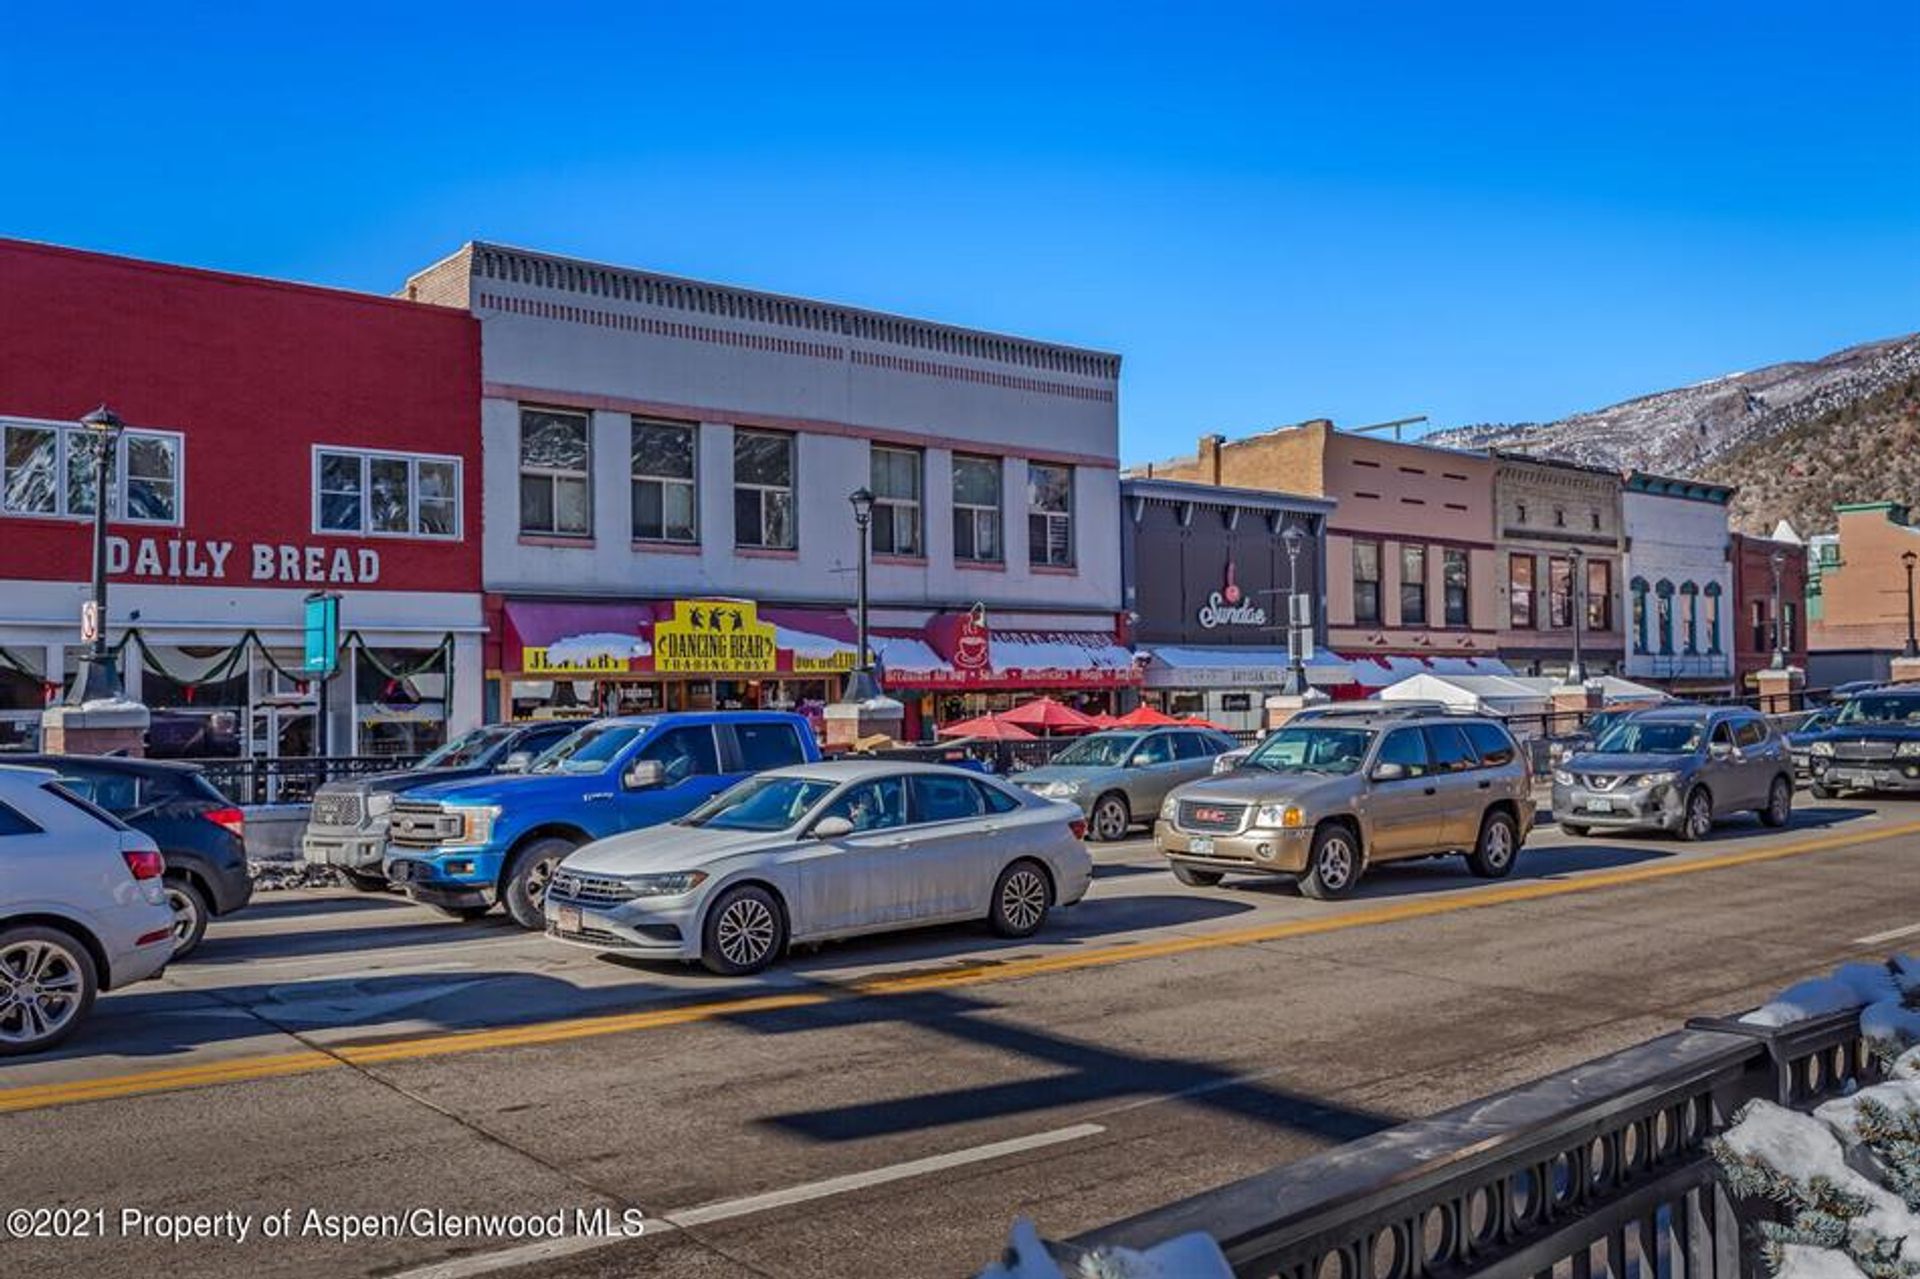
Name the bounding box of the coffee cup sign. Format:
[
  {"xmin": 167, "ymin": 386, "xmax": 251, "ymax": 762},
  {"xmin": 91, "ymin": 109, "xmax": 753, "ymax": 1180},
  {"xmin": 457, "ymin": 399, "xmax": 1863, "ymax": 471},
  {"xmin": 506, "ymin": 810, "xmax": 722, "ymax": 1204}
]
[
  {"xmin": 105, "ymin": 536, "xmax": 380, "ymax": 585},
  {"xmin": 953, "ymin": 604, "xmax": 992, "ymax": 671}
]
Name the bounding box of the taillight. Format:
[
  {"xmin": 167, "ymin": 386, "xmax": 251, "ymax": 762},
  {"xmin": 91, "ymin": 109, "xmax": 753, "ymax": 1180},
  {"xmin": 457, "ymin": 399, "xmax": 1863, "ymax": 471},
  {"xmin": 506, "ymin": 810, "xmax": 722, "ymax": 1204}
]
[
  {"xmin": 123, "ymin": 849, "xmax": 165, "ymax": 881},
  {"xmin": 203, "ymin": 806, "xmax": 246, "ymax": 839},
  {"xmin": 1069, "ymin": 818, "xmax": 1088, "ymax": 840}
]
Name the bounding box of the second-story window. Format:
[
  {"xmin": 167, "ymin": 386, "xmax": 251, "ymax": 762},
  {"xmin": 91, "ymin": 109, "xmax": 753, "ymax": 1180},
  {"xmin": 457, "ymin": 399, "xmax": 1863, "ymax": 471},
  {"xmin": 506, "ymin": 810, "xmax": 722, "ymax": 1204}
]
[
  {"xmin": 1027, "ymin": 462, "xmax": 1074, "ymax": 567},
  {"xmin": 1444, "ymin": 548, "xmax": 1470, "ymax": 626},
  {"xmin": 316, "ymin": 448, "xmax": 460, "ymax": 538},
  {"xmin": 1352, "ymin": 540, "xmax": 1381, "ymax": 624},
  {"xmin": 1509, "ymin": 554, "xmax": 1535, "ymax": 629},
  {"xmin": 733, "ymin": 429, "xmax": 794, "ymax": 549},
  {"xmin": 870, "ymin": 445, "xmax": 922, "ymax": 557},
  {"xmin": 953, "ymin": 454, "xmax": 1002, "ymax": 563},
  {"xmin": 1399, "ymin": 544, "xmax": 1427, "ymax": 625},
  {"xmin": 631, "ymin": 418, "xmax": 697, "ymax": 544},
  {"xmin": 3, "ymin": 418, "xmax": 181, "ymax": 525},
  {"xmin": 519, "ymin": 408, "xmax": 591, "ymax": 537}
]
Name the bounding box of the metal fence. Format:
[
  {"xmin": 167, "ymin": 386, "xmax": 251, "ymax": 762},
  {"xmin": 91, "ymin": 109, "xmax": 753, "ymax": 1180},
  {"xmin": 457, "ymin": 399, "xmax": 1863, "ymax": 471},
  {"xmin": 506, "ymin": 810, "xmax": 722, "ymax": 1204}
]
[
  {"xmin": 200, "ymin": 754, "xmax": 422, "ymax": 805},
  {"xmin": 1058, "ymin": 1005, "xmax": 1875, "ymax": 1279}
]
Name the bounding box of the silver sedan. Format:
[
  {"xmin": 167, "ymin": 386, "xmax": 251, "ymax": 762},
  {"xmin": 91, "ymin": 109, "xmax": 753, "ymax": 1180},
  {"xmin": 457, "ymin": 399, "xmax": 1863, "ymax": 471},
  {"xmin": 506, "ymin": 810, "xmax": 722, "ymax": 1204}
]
[{"xmin": 543, "ymin": 761, "xmax": 1093, "ymax": 974}]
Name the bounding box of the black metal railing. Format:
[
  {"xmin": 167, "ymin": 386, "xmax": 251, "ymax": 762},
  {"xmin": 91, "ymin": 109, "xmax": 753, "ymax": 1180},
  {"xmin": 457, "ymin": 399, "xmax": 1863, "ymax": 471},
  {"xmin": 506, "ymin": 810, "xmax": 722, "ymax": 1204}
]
[
  {"xmin": 200, "ymin": 755, "xmax": 423, "ymax": 805},
  {"xmin": 1058, "ymin": 1005, "xmax": 1875, "ymax": 1279}
]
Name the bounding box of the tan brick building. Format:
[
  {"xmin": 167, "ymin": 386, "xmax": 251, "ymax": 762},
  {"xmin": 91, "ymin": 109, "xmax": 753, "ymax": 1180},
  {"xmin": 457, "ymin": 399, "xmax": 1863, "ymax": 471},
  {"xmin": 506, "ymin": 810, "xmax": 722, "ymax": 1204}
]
[
  {"xmin": 1490, "ymin": 451, "xmax": 1626, "ymax": 678},
  {"xmin": 1809, "ymin": 502, "xmax": 1920, "ymax": 660}
]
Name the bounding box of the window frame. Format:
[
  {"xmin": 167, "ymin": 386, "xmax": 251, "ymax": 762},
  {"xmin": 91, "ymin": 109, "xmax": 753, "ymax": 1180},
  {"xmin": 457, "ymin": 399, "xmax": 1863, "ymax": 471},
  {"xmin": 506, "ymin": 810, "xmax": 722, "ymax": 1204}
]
[
  {"xmin": 1547, "ymin": 555, "xmax": 1574, "ymax": 630},
  {"xmin": 2, "ymin": 415, "xmax": 185, "ymax": 528},
  {"xmin": 1586, "ymin": 559, "xmax": 1613, "ymax": 632},
  {"xmin": 869, "ymin": 444, "xmax": 924, "ymax": 558},
  {"xmin": 311, "ymin": 445, "xmax": 464, "ymax": 541},
  {"xmin": 1026, "ymin": 461, "xmax": 1075, "ymax": 568},
  {"xmin": 1399, "ymin": 543, "xmax": 1428, "ymax": 627},
  {"xmin": 1509, "ymin": 553, "xmax": 1536, "ymax": 630},
  {"xmin": 732, "ymin": 428, "xmax": 797, "ymax": 550},
  {"xmin": 1443, "ymin": 548, "xmax": 1470, "ymax": 628},
  {"xmin": 952, "ymin": 453, "xmax": 1004, "ymax": 564},
  {"xmin": 518, "ymin": 406, "xmax": 593, "ymax": 538},
  {"xmin": 1352, "ymin": 539, "xmax": 1382, "ymax": 625},
  {"xmin": 630, "ymin": 417, "xmax": 699, "ymax": 545}
]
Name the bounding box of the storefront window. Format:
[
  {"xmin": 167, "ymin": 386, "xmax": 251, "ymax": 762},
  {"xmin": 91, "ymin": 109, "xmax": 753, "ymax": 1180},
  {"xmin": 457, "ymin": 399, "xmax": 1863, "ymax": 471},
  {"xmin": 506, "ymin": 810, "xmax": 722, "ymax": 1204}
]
[
  {"xmin": 141, "ymin": 652, "xmax": 246, "ymax": 760},
  {"xmin": 953, "ymin": 454, "xmax": 1002, "ymax": 562},
  {"xmin": 871, "ymin": 446, "xmax": 922, "ymax": 557},
  {"xmin": 1027, "ymin": 463, "xmax": 1073, "ymax": 567},
  {"xmin": 519, "ymin": 408, "xmax": 592, "ymax": 536},
  {"xmin": 354, "ymin": 647, "xmax": 448, "ymax": 756},
  {"xmin": 734, "ymin": 429, "xmax": 795, "ymax": 549},
  {"xmin": 1399, "ymin": 544, "xmax": 1427, "ymax": 626},
  {"xmin": 632, "ymin": 418, "xmax": 697, "ymax": 543}
]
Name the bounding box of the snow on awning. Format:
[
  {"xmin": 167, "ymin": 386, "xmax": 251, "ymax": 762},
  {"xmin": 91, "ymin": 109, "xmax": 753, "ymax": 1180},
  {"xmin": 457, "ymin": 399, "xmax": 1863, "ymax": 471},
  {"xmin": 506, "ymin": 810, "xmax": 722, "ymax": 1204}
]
[
  {"xmin": 1338, "ymin": 653, "xmax": 1515, "ymax": 689},
  {"xmin": 1139, "ymin": 645, "xmax": 1354, "ymax": 689}
]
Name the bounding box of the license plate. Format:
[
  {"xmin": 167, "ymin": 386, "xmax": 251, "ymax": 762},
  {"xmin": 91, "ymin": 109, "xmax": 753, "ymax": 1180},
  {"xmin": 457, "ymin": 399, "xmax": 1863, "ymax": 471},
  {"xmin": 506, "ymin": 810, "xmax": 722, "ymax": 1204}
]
[
  {"xmin": 1584, "ymin": 798, "xmax": 1612, "ymax": 813},
  {"xmin": 557, "ymin": 905, "xmax": 583, "ymax": 934},
  {"xmin": 1189, "ymin": 836, "xmax": 1214, "ymax": 857}
]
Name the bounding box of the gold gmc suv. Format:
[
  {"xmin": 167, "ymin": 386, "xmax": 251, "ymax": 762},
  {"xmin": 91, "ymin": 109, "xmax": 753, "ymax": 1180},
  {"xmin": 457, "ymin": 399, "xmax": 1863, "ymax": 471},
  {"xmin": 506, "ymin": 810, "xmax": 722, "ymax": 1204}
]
[{"xmin": 1155, "ymin": 711, "xmax": 1533, "ymax": 899}]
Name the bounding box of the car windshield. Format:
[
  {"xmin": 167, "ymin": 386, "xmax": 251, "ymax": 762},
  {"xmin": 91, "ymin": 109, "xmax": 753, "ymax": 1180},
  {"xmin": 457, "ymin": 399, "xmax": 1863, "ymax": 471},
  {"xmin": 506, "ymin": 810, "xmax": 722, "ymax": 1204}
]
[
  {"xmin": 1244, "ymin": 726, "xmax": 1374, "ymax": 775},
  {"xmin": 1836, "ymin": 694, "xmax": 1920, "ymax": 726},
  {"xmin": 419, "ymin": 727, "xmax": 510, "ymax": 769},
  {"xmin": 680, "ymin": 776, "xmax": 836, "ymax": 831},
  {"xmin": 1594, "ymin": 720, "xmax": 1704, "ymax": 755},
  {"xmin": 530, "ymin": 724, "xmax": 643, "ymax": 774},
  {"xmin": 1050, "ymin": 732, "xmax": 1144, "ymax": 768}
]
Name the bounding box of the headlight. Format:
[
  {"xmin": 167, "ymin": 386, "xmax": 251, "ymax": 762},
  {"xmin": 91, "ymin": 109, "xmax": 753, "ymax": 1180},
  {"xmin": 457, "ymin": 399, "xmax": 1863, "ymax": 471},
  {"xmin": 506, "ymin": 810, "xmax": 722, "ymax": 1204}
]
[
  {"xmin": 1034, "ymin": 781, "xmax": 1080, "ymax": 799},
  {"xmin": 1254, "ymin": 802, "xmax": 1306, "ymax": 829},
  {"xmin": 1811, "ymin": 741, "xmax": 1835, "ymax": 757},
  {"xmin": 365, "ymin": 792, "xmax": 394, "ymax": 819},
  {"xmin": 623, "ymin": 870, "xmax": 709, "ymax": 898},
  {"xmin": 1635, "ymin": 771, "xmax": 1680, "ymax": 788},
  {"xmin": 449, "ymin": 805, "xmax": 500, "ymax": 844},
  {"xmin": 1898, "ymin": 742, "xmax": 1920, "ymax": 758},
  {"xmin": 1159, "ymin": 795, "xmax": 1178, "ymax": 820},
  {"xmin": 1553, "ymin": 769, "xmax": 1575, "ymax": 786}
]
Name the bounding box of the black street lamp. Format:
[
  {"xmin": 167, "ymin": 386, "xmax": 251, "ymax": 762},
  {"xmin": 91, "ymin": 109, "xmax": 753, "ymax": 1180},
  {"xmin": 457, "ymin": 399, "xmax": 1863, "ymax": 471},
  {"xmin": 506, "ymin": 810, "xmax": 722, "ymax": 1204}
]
[
  {"xmin": 1905, "ymin": 550, "xmax": 1919, "ymax": 659},
  {"xmin": 1564, "ymin": 548, "xmax": 1587, "ymax": 686},
  {"xmin": 844, "ymin": 487, "xmax": 881, "ymax": 702},
  {"xmin": 1769, "ymin": 548, "xmax": 1787, "ymax": 671},
  {"xmin": 1280, "ymin": 523, "xmax": 1307, "ymax": 696},
  {"xmin": 69, "ymin": 405, "xmax": 126, "ymax": 705}
]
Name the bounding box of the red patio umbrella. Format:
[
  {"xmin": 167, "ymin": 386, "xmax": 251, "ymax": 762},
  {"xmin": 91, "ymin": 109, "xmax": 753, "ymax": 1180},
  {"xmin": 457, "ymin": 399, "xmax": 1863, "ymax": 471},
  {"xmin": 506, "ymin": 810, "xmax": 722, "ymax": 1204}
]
[
  {"xmin": 936, "ymin": 714, "xmax": 1038, "ymax": 741},
  {"xmin": 996, "ymin": 697, "xmax": 1101, "ymax": 734},
  {"xmin": 1179, "ymin": 714, "xmax": 1229, "ymax": 731},
  {"xmin": 1084, "ymin": 711, "xmax": 1120, "ymax": 729},
  {"xmin": 1111, "ymin": 704, "xmax": 1183, "ymax": 727}
]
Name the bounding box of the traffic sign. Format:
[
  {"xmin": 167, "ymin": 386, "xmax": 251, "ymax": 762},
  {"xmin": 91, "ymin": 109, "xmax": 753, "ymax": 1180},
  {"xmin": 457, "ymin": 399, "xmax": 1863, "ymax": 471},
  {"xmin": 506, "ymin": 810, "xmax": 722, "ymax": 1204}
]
[{"xmin": 80, "ymin": 600, "xmax": 100, "ymax": 644}]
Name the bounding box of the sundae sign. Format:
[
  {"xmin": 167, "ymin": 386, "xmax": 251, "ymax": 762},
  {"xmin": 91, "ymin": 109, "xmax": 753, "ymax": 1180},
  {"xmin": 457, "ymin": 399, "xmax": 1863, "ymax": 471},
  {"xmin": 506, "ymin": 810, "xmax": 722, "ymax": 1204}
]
[{"xmin": 1196, "ymin": 563, "xmax": 1267, "ymax": 630}]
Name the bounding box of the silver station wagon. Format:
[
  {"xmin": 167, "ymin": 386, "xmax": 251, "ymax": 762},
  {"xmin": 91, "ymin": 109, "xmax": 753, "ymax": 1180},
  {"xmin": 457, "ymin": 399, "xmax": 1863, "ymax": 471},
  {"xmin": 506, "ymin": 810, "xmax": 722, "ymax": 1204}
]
[{"xmin": 1012, "ymin": 727, "xmax": 1237, "ymax": 841}]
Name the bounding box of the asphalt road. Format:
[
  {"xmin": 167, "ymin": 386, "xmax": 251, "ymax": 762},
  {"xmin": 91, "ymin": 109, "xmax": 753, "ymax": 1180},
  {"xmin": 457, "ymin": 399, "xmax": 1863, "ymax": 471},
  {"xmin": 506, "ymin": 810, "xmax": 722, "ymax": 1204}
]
[{"xmin": 7, "ymin": 796, "xmax": 1920, "ymax": 1278}]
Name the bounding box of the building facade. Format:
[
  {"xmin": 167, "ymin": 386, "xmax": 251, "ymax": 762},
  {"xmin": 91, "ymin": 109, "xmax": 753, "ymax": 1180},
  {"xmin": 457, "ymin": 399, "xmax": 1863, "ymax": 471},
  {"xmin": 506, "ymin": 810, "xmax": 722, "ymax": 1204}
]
[
  {"xmin": 1730, "ymin": 531, "xmax": 1809, "ymax": 688},
  {"xmin": 1620, "ymin": 472, "xmax": 1736, "ymax": 693},
  {"xmin": 1490, "ymin": 452, "xmax": 1626, "ymax": 678},
  {"xmin": 0, "ymin": 238, "xmax": 485, "ymax": 756},
  {"xmin": 1805, "ymin": 502, "xmax": 1920, "ymax": 686},
  {"xmin": 1119, "ymin": 477, "xmax": 1335, "ymax": 731},
  {"xmin": 1134, "ymin": 421, "xmax": 1509, "ymax": 688},
  {"xmin": 401, "ymin": 243, "xmax": 1128, "ymax": 739}
]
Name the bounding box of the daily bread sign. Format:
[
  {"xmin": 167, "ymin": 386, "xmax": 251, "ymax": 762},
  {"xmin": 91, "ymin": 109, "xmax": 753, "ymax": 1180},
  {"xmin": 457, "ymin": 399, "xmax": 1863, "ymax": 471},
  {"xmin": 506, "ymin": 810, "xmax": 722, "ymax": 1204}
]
[{"xmin": 105, "ymin": 535, "xmax": 381, "ymax": 585}]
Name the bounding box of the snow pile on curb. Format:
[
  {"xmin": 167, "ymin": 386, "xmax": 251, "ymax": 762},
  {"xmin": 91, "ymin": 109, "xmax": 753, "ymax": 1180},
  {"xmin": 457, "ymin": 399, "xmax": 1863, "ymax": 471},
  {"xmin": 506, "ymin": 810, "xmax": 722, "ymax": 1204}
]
[
  {"xmin": 975, "ymin": 1218, "xmax": 1231, "ymax": 1279},
  {"xmin": 1714, "ymin": 955, "xmax": 1920, "ymax": 1277}
]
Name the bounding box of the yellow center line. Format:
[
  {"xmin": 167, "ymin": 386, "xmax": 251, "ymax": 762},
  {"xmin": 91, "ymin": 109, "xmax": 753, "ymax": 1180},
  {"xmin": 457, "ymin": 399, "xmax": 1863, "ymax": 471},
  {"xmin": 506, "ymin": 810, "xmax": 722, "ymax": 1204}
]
[{"xmin": 6, "ymin": 817, "xmax": 1919, "ymax": 1115}]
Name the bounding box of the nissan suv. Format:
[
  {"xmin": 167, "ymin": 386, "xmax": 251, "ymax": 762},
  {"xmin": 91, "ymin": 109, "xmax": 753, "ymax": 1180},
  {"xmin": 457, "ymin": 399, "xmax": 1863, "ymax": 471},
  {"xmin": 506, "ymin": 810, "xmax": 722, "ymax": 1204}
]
[
  {"xmin": 1552, "ymin": 706, "xmax": 1793, "ymax": 839},
  {"xmin": 1156, "ymin": 712, "xmax": 1532, "ymax": 899}
]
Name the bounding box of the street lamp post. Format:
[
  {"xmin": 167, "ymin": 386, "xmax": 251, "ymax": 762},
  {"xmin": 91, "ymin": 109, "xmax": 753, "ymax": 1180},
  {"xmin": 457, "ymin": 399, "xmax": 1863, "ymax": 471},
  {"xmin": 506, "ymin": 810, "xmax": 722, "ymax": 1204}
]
[
  {"xmin": 1564, "ymin": 548, "xmax": 1586, "ymax": 686},
  {"xmin": 1280, "ymin": 523, "xmax": 1307, "ymax": 696},
  {"xmin": 844, "ymin": 488, "xmax": 881, "ymax": 702},
  {"xmin": 70, "ymin": 405, "xmax": 126, "ymax": 705},
  {"xmin": 1905, "ymin": 551, "xmax": 1919, "ymax": 659},
  {"xmin": 1769, "ymin": 548, "xmax": 1787, "ymax": 671}
]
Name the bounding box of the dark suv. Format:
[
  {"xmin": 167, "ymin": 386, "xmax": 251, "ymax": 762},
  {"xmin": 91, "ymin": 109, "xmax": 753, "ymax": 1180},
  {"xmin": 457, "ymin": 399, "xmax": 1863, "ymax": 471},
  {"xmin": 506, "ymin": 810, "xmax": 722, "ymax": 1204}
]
[
  {"xmin": 11, "ymin": 754, "xmax": 251, "ymax": 957},
  {"xmin": 1807, "ymin": 687, "xmax": 1920, "ymax": 798}
]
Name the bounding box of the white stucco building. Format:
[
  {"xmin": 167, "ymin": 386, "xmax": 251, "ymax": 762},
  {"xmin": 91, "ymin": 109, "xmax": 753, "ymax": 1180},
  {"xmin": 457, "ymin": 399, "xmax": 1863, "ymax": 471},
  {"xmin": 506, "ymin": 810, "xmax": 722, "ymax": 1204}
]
[{"xmin": 1620, "ymin": 472, "xmax": 1736, "ymax": 692}]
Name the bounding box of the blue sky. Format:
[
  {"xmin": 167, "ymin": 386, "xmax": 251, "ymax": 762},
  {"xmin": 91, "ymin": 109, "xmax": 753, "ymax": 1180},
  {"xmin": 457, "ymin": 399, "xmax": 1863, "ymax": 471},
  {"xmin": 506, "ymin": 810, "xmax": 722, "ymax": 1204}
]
[{"xmin": 3, "ymin": 3, "xmax": 1915, "ymax": 464}]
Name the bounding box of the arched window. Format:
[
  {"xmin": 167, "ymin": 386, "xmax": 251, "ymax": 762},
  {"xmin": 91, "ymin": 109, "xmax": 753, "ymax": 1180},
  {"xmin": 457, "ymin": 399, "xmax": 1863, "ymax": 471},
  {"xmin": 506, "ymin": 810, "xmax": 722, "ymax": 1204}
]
[
  {"xmin": 1655, "ymin": 579, "xmax": 1675, "ymax": 655},
  {"xmin": 1704, "ymin": 582, "xmax": 1724, "ymax": 654},
  {"xmin": 1680, "ymin": 582, "xmax": 1700, "ymax": 654},
  {"xmin": 1630, "ymin": 576, "xmax": 1650, "ymax": 654}
]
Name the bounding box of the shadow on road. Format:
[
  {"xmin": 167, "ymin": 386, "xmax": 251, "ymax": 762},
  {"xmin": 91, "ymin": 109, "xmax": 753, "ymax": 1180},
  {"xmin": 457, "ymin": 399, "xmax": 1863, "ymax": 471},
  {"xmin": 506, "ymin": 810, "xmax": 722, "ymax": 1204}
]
[
  {"xmin": 228, "ymin": 890, "xmax": 414, "ymax": 920},
  {"xmin": 191, "ymin": 916, "xmax": 524, "ymax": 965}
]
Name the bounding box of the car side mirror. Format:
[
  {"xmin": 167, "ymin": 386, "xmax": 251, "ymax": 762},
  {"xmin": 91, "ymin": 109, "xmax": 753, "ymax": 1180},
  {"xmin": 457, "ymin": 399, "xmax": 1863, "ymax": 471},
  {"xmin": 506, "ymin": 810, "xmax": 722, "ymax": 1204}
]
[
  {"xmin": 1371, "ymin": 762, "xmax": 1408, "ymax": 782},
  {"xmin": 499, "ymin": 751, "xmax": 534, "ymax": 774},
  {"xmin": 623, "ymin": 759, "xmax": 665, "ymax": 790},
  {"xmin": 1708, "ymin": 741, "xmax": 1733, "ymax": 760},
  {"xmin": 812, "ymin": 816, "xmax": 855, "ymax": 840}
]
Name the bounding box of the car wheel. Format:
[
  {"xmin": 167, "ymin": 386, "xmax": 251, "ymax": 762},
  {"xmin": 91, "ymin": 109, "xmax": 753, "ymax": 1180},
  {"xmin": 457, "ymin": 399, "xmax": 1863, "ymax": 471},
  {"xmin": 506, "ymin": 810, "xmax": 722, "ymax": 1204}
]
[
  {"xmin": 1466, "ymin": 810, "xmax": 1520, "ymax": 879},
  {"xmin": 1089, "ymin": 793, "xmax": 1131, "ymax": 843},
  {"xmin": 431, "ymin": 903, "xmax": 493, "ymax": 921},
  {"xmin": 1810, "ymin": 782, "xmax": 1837, "ymax": 800},
  {"xmin": 164, "ymin": 876, "xmax": 210, "ymax": 958},
  {"xmin": 1561, "ymin": 822, "xmax": 1591, "ymax": 837},
  {"xmin": 1677, "ymin": 787, "xmax": 1714, "ymax": 842},
  {"xmin": 1298, "ymin": 824, "xmax": 1361, "ymax": 901},
  {"xmin": 1760, "ymin": 777, "xmax": 1793, "ymax": 828},
  {"xmin": 989, "ymin": 860, "xmax": 1054, "ymax": 937},
  {"xmin": 501, "ymin": 837, "xmax": 575, "ymax": 929},
  {"xmin": 340, "ymin": 870, "xmax": 391, "ymax": 893},
  {"xmin": 701, "ymin": 884, "xmax": 787, "ymax": 975},
  {"xmin": 0, "ymin": 925, "xmax": 97, "ymax": 1057},
  {"xmin": 1171, "ymin": 862, "xmax": 1225, "ymax": 887}
]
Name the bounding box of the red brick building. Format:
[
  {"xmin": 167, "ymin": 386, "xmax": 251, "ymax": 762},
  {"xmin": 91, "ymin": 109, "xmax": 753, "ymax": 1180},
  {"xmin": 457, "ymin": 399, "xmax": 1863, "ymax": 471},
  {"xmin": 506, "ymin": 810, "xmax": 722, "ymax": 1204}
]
[
  {"xmin": 1730, "ymin": 531, "xmax": 1809, "ymax": 689},
  {"xmin": 0, "ymin": 238, "xmax": 484, "ymax": 757}
]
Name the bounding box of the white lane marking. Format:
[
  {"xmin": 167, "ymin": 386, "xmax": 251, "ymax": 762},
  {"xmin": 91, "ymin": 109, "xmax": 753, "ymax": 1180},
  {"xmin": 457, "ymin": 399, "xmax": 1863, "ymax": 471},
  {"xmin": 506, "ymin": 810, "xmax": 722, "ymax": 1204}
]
[
  {"xmin": 388, "ymin": 1122, "xmax": 1105, "ymax": 1279},
  {"xmin": 1855, "ymin": 921, "xmax": 1920, "ymax": 947}
]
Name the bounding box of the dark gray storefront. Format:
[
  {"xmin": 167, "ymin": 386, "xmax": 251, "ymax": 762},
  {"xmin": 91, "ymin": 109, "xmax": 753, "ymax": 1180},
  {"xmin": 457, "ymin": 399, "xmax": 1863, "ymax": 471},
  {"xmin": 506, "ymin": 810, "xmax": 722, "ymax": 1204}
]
[{"xmin": 1120, "ymin": 478, "xmax": 1340, "ymax": 729}]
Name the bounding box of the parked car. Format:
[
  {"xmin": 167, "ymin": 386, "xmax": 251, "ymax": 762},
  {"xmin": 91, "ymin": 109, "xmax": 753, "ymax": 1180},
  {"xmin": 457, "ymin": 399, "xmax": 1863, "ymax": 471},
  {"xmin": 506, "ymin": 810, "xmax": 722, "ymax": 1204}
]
[
  {"xmin": 1209, "ymin": 701, "xmax": 1456, "ymax": 775},
  {"xmin": 8, "ymin": 754, "xmax": 251, "ymax": 957},
  {"xmin": 1784, "ymin": 705, "xmax": 1841, "ymax": 778},
  {"xmin": 545, "ymin": 761, "xmax": 1092, "ymax": 974},
  {"xmin": 384, "ymin": 712, "xmax": 822, "ymax": 928},
  {"xmin": 1011, "ymin": 727, "xmax": 1237, "ymax": 840},
  {"xmin": 1806, "ymin": 687, "xmax": 1920, "ymax": 798},
  {"xmin": 1156, "ymin": 712, "xmax": 1532, "ymax": 899},
  {"xmin": 0, "ymin": 765, "xmax": 175, "ymax": 1054},
  {"xmin": 1552, "ymin": 707, "xmax": 1793, "ymax": 839},
  {"xmin": 1546, "ymin": 708, "xmax": 1633, "ymax": 769},
  {"xmin": 302, "ymin": 720, "xmax": 585, "ymax": 891}
]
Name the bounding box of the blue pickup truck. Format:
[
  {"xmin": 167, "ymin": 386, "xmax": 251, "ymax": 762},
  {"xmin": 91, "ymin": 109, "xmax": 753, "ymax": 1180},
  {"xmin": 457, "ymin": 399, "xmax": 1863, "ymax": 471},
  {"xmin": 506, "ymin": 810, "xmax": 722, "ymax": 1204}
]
[{"xmin": 382, "ymin": 711, "xmax": 821, "ymax": 927}]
